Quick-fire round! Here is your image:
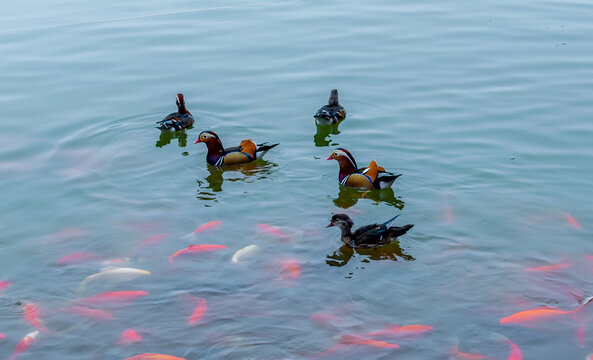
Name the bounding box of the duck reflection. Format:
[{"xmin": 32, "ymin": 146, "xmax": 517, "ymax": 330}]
[
  {"xmin": 333, "ymin": 186, "xmax": 404, "ymax": 209},
  {"xmin": 196, "ymin": 161, "xmax": 278, "ymax": 202},
  {"xmin": 314, "ymin": 123, "xmax": 341, "ymax": 147},
  {"xmin": 155, "ymin": 129, "xmax": 190, "ymax": 148},
  {"xmin": 326, "ymin": 241, "xmax": 415, "ymax": 267}
]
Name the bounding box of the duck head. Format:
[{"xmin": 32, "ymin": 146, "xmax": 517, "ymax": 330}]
[
  {"xmin": 328, "ymin": 89, "xmax": 339, "ymax": 107},
  {"xmin": 327, "ymin": 148, "xmax": 358, "ymax": 179},
  {"xmin": 326, "ymin": 214, "xmax": 354, "ymax": 230},
  {"xmin": 176, "ymin": 93, "xmax": 191, "ymax": 115},
  {"xmin": 194, "ymin": 131, "xmax": 221, "ymax": 145}
]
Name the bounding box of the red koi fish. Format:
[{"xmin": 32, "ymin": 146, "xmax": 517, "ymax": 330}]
[
  {"xmin": 500, "ymin": 303, "xmax": 586, "ymax": 325},
  {"xmin": 0, "ymin": 333, "xmax": 5, "ymax": 340},
  {"xmin": 565, "ymin": 213, "xmax": 582, "ymax": 229},
  {"xmin": 450, "ymin": 345, "xmax": 493, "ymax": 360},
  {"xmin": 188, "ymin": 297, "xmax": 207, "ymax": 325},
  {"xmin": 339, "ymin": 334, "xmax": 399, "ymax": 349},
  {"xmin": 78, "ymin": 291, "xmax": 148, "ymax": 305},
  {"xmin": 504, "ymin": 338, "xmax": 522, "ymax": 360},
  {"xmin": 63, "ymin": 306, "xmax": 115, "ymax": 320},
  {"xmin": 139, "ymin": 233, "xmax": 169, "ymax": 247},
  {"xmin": 194, "ymin": 221, "xmax": 222, "ymax": 234},
  {"xmin": 57, "ymin": 252, "xmax": 99, "ymax": 265},
  {"xmin": 525, "ymin": 260, "xmax": 573, "ymax": 273},
  {"xmin": 257, "ymin": 223, "xmax": 290, "ymax": 240},
  {"xmin": 0, "ymin": 281, "xmax": 11, "ymax": 292},
  {"xmin": 125, "ymin": 354, "xmax": 186, "ymax": 360},
  {"xmin": 117, "ymin": 329, "xmax": 143, "ymax": 344},
  {"xmin": 22, "ymin": 303, "xmax": 48, "ymax": 332},
  {"xmin": 359, "ymin": 324, "xmax": 433, "ymax": 338},
  {"xmin": 278, "ymin": 258, "xmax": 301, "ymax": 280},
  {"xmin": 169, "ymin": 244, "xmax": 226, "ymax": 263},
  {"xmin": 9, "ymin": 330, "xmax": 39, "ymax": 360}
]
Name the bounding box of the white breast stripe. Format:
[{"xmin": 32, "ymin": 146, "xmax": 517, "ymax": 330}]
[{"xmin": 340, "ymin": 176, "xmax": 349, "ymax": 185}]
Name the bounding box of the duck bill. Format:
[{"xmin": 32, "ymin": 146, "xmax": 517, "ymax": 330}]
[
  {"xmin": 325, "ymin": 223, "xmax": 334, "ymax": 228},
  {"xmin": 326, "ymin": 156, "xmax": 333, "ymax": 160},
  {"xmin": 194, "ymin": 139, "xmax": 202, "ymax": 144}
]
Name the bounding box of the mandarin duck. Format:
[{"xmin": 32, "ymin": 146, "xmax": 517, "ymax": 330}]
[
  {"xmin": 326, "ymin": 214, "xmax": 413, "ymax": 249},
  {"xmin": 327, "ymin": 148, "xmax": 401, "ymax": 189},
  {"xmin": 314, "ymin": 89, "xmax": 346, "ymax": 125},
  {"xmin": 194, "ymin": 131, "xmax": 279, "ymax": 166},
  {"xmin": 156, "ymin": 93, "xmax": 195, "ymax": 131}
]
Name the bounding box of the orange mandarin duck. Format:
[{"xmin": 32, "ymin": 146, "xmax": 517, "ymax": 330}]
[
  {"xmin": 327, "ymin": 148, "xmax": 402, "ymax": 189},
  {"xmin": 156, "ymin": 93, "xmax": 195, "ymax": 131},
  {"xmin": 194, "ymin": 131, "xmax": 279, "ymax": 166}
]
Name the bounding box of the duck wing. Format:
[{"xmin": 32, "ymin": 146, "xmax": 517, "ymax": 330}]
[
  {"xmin": 156, "ymin": 113, "xmax": 194, "ymax": 131},
  {"xmin": 352, "ymin": 223, "xmax": 389, "ymax": 246}
]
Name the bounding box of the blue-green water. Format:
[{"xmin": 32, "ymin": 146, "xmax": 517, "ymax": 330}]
[{"xmin": 1, "ymin": 0, "xmax": 593, "ymax": 358}]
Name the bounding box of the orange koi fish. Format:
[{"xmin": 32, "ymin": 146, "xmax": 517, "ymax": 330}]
[
  {"xmin": 339, "ymin": 334, "xmax": 399, "ymax": 349},
  {"xmin": 194, "ymin": 221, "xmax": 222, "ymax": 234},
  {"xmin": 257, "ymin": 223, "xmax": 290, "ymax": 240},
  {"xmin": 117, "ymin": 329, "xmax": 143, "ymax": 344},
  {"xmin": 125, "ymin": 354, "xmax": 186, "ymax": 360},
  {"xmin": 525, "ymin": 260, "xmax": 573, "ymax": 273},
  {"xmin": 57, "ymin": 252, "xmax": 99, "ymax": 265},
  {"xmin": 78, "ymin": 290, "xmax": 148, "ymax": 305},
  {"xmin": 63, "ymin": 306, "xmax": 115, "ymax": 320},
  {"xmin": 140, "ymin": 233, "xmax": 169, "ymax": 247},
  {"xmin": 188, "ymin": 297, "xmax": 207, "ymax": 325},
  {"xmin": 565, "ymin": 213, "xmax": 582, "ymax": 229},
  {"xmin": 503, "ymin": 338, "xmax": 522, "ymax": 360},
  {"xmin": 450, "ymin": 345, "xmax": 493, "ymax": 360},
  {"xmin": 278, "ymin": 258, "xmax": 301, "ymax": 280},
  {"xmin": 360, "ymin": 324, "xmax": 433, "ymax": 338},
  {"xmin": 169, "ymin": 244, "xmax": 226, "ymax": 263},
  {"xmin": 500, "ymin": 304, "xmax": 584, "ymax": 325},
  {"xmin": 22, "ymin": 303, "xmax": 48, "ymax": 332},
  {"xmin": 0, "ymin": 281, "xmax": 11, "ymax": 292},
  {"xmin": 9, "ymin": 330, "xmax": 39, "ymax": 360}
]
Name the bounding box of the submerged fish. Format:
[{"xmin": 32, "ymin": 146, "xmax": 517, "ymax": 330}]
[
  {"xmin": 79, "ymin": 267, "xmax": 150, "ymax": 291},
  {"xmin": 9, "ymin": 330, "xmax": 39, "ymax": 360},
  {"xmin": 231, "ymin": 245, "xmax": 260, "ymax": 264},
  {"xmin": 0, "ymin": 281, "xmax": 12, "ymax": 292},
  {"xmin": 503, "ymin": 338, "xmax": 523, "ymax": 360},
  {"xmin": 139, "ymin": 233, "xmax": 169, "ymax": 247},
  {"xmin": 257, "ymin": 223, "xmax": 290, "ymax": 240},
  {"xmin": 62, "ymin": 306, "xmax": 115, "ymax": 320},
  {"xmin": 278, "ymin": 258, "xmax": 301, "ymax": 280},
  {"xmin": 188, "ymin": 297, "xmax": 207, "ymax": 325},
  {"xmin": 565, "ymin": 213, "xmax": 582, "ymax": 229},
  {"xmin": 500, "ymin": 303, "xmax": 587, "ymax": 325},
  {"xmin": 78, "ymin": 290, "xmax": 149, "ymax": 305},
  {"xmin": 117, "ymin": 329, "xmax": 143, "ymax": 344},
  {"xmin": 0, "ymin": 333, "xmax": 5, "ymax": 340},
  {"xmin": 525, "ymin": 260, "xmax": 573, "ymax": 273},
  {"xmin": 339, "ymin": 334, "xmax": 399, "ymax": 349},
  {"xmin": 449, "ymin": 345, "xmax": 493, "ymax": 360},
  {"xmin": 359, "ymin": 324, "xmax": 433, "ymax": 338},
  {"xmin": 125, "ymin": 354, "xmax": 186, "ymax": 360},
  {"xmin": 22, "ymin": 303, "xmax": 48, "ymax": 332},
  {"xmin": 194, "ymin": 221, "xmax": 222, "ymax": 234},
  {"xmin": 169, "ymin": 244, "xmax": 226, "ymax": 263},
  {"xmin": 57, "ymin": 252, "xmax": 99, "ymax": 265}
]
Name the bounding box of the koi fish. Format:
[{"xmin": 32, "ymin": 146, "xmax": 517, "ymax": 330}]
[
  {"xmin": 257, "ymin": 223, "xmax": 290, "ymax": 240},
  {"xmin": 278, "ymin": 258, "xmax": 301, "ymax": 280},
  {"xmin": 62, "ymin": 306, "xmax": 114, "ymax": 320},
  {"xmin": 339, "ymin": 334, "xmax": 399, "ymax": 349},
  {"xmin": 565, "ymin": 213, "xmax": 582, "ymax": 229},
  {"xmin": 117, "ymin": 329, "xmax": 143, "ymax": 344},
  {"xmin": 310, "ymin": 312, "xmax": 342, "ymax": 325},
  {"xmin": 195, "ymin": 221, "xmax": 222, "ymax": 234},
  {"xmin": 9, "ymin": 330, "xmax": 39, "ymax": 360},
  {"xmin": 139, "ymin": 233, "xmax": 169, "ymax": 247},
  {"xmin": 78, "ymin": 290, "xmax": 148, "ymax": 305},
  {"xmin": 22, "ymin": 303, "xmax": 48, "ymax": 332},
  {"xmin": 169, "ymin": 244, "xmax": 226, "ymax": 263},
  {"xmin": 101, "ymin": 257, "xmax": 130, "ymax": 266},
  {"xmin": 525, "ymin": 260, "xmax": 573, "ymax": 273},
  {"xmin": 450, "ymin": 345, "xmax": 493, "ymax": 360},
  {"xmin": 500, "ymin": 304, "xmax": 585, "ymax": 325},
  {"xmin": 188, "ymin": 297, "xmax": 207, "ymax": 325},
  {"xmin": 231, "ymin": 245, "xmax": 260, "ymax": 264},
  {"xmin": 0, "ymin": 281, "xmax": 12, "ymax": 292},
  {"xmin": 57, "ymin": 252, "xmax": 99, "ymax": 265},
  {"xmin": 503, "ymin": 338, "xmax": 523, "ymax": 360},
  {"xmin": 0, "ymin": 333, "xmax": 5, "ymax": 340},
  {"xmin": 359, "ymin": 324, "xmax": 433, "ymax": 338},
  {"xmin": 125, "ymin": 354, "xmax": 186, "ymax": 360},
  {"xmin": 79, "ymin": 267, "xmax": 150, "ymax": 290}
]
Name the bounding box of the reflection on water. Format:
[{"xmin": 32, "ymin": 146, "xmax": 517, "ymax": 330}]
[
  {"xmin": 196, "ymin": 161, "xmax": 278, "ymax": 203},
  {"xmin": 326, "ymin": 241, "xmax": 415, "ymax": 268},
  {"xmin": 155, "ymin": 128, "xmax": 190, "ymax": 148},
  {"xmin": 314, "ymin": 123, "xmax": 341, "ymax": 147},
  {"xmin": 333, "ymin": 185, "xmax": 404, "ymax": 209}
]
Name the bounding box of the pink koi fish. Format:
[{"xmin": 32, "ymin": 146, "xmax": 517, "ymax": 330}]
[
  {"xmin": 169, "ymin": 244, "xmax": 226, "ymax": 263},
  {"xmin": 117, "ymin": 329, "xmax": 143, "ymax": 344}
]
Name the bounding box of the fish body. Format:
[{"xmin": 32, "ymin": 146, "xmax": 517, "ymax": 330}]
[
  {"xmin": 140, "ymin": 233, "xmax": 169, "ymax": 247},
  {"xmin": 339, "ymin": 335, "xmax": 399, "ymax": 349},
  {"xmin": 194, "ymin": 221, "xmax": 222, "ymax": 234},
  {"xmin": 126, "ymin": 354, "xmax": 186, "ymax": 360},
  {"xmin": 169, "ymin": 244, "xmax": 226, "ymax": 263},
  {"xmin": 525, "ymin": 261, "xmax": 572, "ymax": 273},
  {"xmin": 257, "ymin": 223, "xmax": 289, "ymax": 239},
  {"xmin": 231, "ymin": 245, "xmax": 260, "ymax": 264},
  {"xmin": 78, "ymin": 291, "xmax": 148, "ymax": 305},
  {"xmin": 63, "ymin": 306, "xmax": 115, "ymax": 320},
  {"xmin": 565, "ymin": 213, "xmax": 582, "ymax": 229},
  {"xmin": 500, "ymin": 306, "xmax": 577, "ymax": 324},
  {"xmin": 80, "ymin": 267, "xmax": 150, "ymax": 290},
  {"xmin": 278, "ymin": 258, "xmax": 301, "ymax": 280},
  {"xmin": 362, "ymin": 324, "xmax": 433, "ymax": 337},
  {"xmin": 22, "ymin": 303, "xmax": 48, "ymax": 332},
  {"xmin": 188, "ymin": 298, "xmax": 207, "ymax": 325},
  {"xmin": 57, "ymin": 252, "xmax": 99, "ymax": 265},
  {"xmin": 9, "ymin": 330, "xmax": 39, "ymax": 360},
  {"xmin": 504, "ymin": 339, "xmax": 523, "ymax": 360},
  {"xmin": 117, "ymin": 329, "xmax": 143, "ymax": 344},
  {"xmin": 0, "ymin": 280, "xmax": 12, "ymax": 291}
]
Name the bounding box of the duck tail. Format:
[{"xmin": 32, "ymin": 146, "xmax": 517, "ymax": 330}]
[
  {"xmin": 387, "ymin": 224, "xmax": 414, "ymax": 238},
  {"xmin": 255, "ymin": 143, "xmax": 279, "ymax": 158},
  {"xmin": 382, "ymin": 214, "xmax": 400, "ymax": 227},
  {"xmin": 376, "ymin": 174, "xmax": 402, "ymax": 189}
]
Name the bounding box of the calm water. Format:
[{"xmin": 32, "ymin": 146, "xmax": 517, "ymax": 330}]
[{"xmin": 1, "ymin": 0, "xmax": 593, "ymax": 358}]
